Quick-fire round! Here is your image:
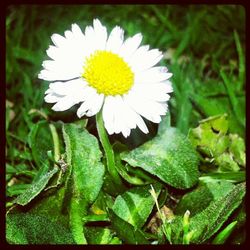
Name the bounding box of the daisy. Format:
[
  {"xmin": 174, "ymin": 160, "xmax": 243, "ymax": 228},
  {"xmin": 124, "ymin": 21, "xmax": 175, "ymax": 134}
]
[{"xmin": 39, "ymin": 19, "xmax": 173, "ymax": 137}]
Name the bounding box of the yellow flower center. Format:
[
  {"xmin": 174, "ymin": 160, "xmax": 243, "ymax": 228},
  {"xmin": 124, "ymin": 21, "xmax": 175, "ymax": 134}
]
[{"xmin": 82, "ymin": 50, "xmax": 134, "ymax": 96}]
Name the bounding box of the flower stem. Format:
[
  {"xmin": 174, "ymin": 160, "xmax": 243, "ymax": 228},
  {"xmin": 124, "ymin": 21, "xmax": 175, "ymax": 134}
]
[
  {"xmin": 49, "ymin": 123, "xmax": 60, "ymax": 162},
  {"xmin": 96, "ymin": 111, "xmax": 123, "ymax": 187}
]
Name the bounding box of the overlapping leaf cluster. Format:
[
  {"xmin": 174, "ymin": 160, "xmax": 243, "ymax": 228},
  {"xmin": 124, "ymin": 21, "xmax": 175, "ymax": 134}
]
[{"xmin": 6, "ymin": 5, "xmax": 245, "ymax": 245}]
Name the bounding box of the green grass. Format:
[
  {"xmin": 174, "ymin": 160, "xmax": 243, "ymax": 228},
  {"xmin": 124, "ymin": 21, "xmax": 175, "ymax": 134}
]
[{"xmin": 6, "ymin": 5, "xmax": 245, "ymax": 245}]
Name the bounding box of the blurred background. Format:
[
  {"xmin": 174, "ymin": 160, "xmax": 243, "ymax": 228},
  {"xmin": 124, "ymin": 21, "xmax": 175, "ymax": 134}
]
[{"xmin": 6, "ymin": 4, "xmax": 245, "ymax": 149}]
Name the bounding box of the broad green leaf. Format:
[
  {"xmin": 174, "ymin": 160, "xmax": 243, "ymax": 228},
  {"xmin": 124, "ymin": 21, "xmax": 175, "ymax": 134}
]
[
  {"xmin": 13, "ymin": 167, "xmax": 58, "ymax": 206},
  {"xmin": 85, "ymin": 227, "xmax": 122, "ymax": 244},
  {"xmin": 121, "ymin": 127, "xmax": 199, "ymax": 189},
  {"xmin": 6, "ymin": 212, "xmax": 75, "ymax": 244},
  {"xmin": 62, "ymin": 123, "xmax": 105, "ymax": 244},
  {"xmin": 112, "ymin": 183, "xmax": 161, "ymax": 229},
  {"xmin": 30, "ymin": 184, "xmax": 71, "ymax": 228},
  {"xmin": 175, "ymin": 180, "xmax": 234, "ymax": 216},
  {"xmin": 109, "ymin": 209, "xmax": 149, "ymax": 244},
  {"xmin": 63, "ymin": 124, "xmax": 105, "ymax": 204},
  {"xmin": 189, "ymin": 182, "xmax": 246, "ymax": 243}
]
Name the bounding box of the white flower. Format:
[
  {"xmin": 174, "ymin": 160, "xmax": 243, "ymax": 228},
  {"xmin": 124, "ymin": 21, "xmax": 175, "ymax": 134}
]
[{"xmin": 39, "ymin": 19, "xmax": 173, "ymax": 137}]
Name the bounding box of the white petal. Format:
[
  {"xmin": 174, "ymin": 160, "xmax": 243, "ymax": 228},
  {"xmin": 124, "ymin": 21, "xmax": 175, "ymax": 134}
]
[
  {"xmin": 126, "ymin": 91, "xmax": 166, "ymax": 123},
  {"xmin": 119, "ymin": 33, "xmax": 143, "ymax": 61},
  {"xmin": 134, "ymin": 66, "xmax": 173, "ymax": 84},
  {"xmin": 106, "ymin": 26, "xmax": 124, "ymax": 53},
  {"xmin": 38, "ymin": 69, "xmax": 79, "ymax": 81},
  {"xmin": 51, "ymin": 34, "xmax": 67, "ymax": 48},
  {"xmin": 77, "ymin": 92, "xmax": 104, "ymax": 118},
  {"xmin": 41, "ymin": 60, "xmax": 82, "ymax": 80},
  {"xmin": 130, "ymin": 48, "xmax": 163, "ymax": 72},
  {"xmin": 102, "ymin": 95, "xmax": 149, "ymax": 137},
  {"xmin": 51, "ymin": 96, "xmax": 77, "ymax": 111},
  {"xmin": 71, "ymin": 23, "xmax": 85, "ymax": 40},
  {"xmin": 64, "ymin": 30, "xmax": 73, "ymax": 39},
  {"xmin": 132, "ymin": 82, "xmax": 172, "ymax": 102},
  {"xmin": 102, "ymin": 96, "xmax": 116, "ymax": 135},
  {"xmin": 48, "ymin": 78, "xmax": 85, "ymax": 95},
  {"xmin": 93, "ymin": 19, "xmax": 107, "ymax": 51},
  {"xmin": 123, "ymin": 96, "xmax": 149, "ymax": 134},
  {"xmin": 46, "ymin": 45, "xmax": 58, "ymax": 60},
  {"xmin": 44, "ymin": 93, "xmax": 63, "ymax": 103}
]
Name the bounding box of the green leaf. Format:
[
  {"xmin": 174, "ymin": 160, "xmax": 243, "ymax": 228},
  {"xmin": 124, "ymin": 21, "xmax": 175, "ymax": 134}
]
[
  {"xmin": 188, "ymin": 114, "xmax": 230, "ymax": 157},
  {"xmin": 6, "ymin": 212, "xmax": 75, "ymax": 244},
  {"xmin": 28, "ymin": 120, "xmax": 53, "ymax": 171},
  {"xmin": 189, "ymin": 182, "xmax": 246, "ymax": 243},
  {"xmin": 69, "ymin": 198, "xmax": 87, "ymax": 244},
  {"xmin": 199, "ymin": 171, "xmax": 246, "ymax": 183},
  {"xmin": 229, "ymin": 134, "xmax": 245, "ymax": 166},
  {"xmin": 175, "ymin": 180, "xmax": 234, "ymax": 216},
  {"xmin": 216, "ymin": 153, "xmax": 240, "ymax": 172},
  {"xmin": 212, "ymin": 221, "xmax": 238, "ymax": 244},
  {"xmin": 62, "ymin": 123, "xmax": 105, "ymax": 204},
  {"xmin": 112, "ymin": 183, "xmax": 161, "ymax": 229},
  {"xmin": 85, "ymin": 227, "xmax": 122, "ymax": 244},
  {"xmin": 121, "ymin": 127, "xmax": 199, "ymax": 189},
  {"xmin": 13, "ymin": 167, "xmax": 58, "ymax": 206},
  {"xmin": 109, "ymin": 209, "xmax": 149, "ymax": 244},
  {"xmin": 62, "ymin": 123, "xmax": 105, "ymax": 244},
  {"xmin": 220, "ymin": 70, "xmax": 244, "ymax": 128},
  {"xmin": 233, "ymin": 30, "xmax": 245, "ymax": 91},
  {"xmin": 7, "ymin": 184, "xmax": 31, "ymax": 197}
]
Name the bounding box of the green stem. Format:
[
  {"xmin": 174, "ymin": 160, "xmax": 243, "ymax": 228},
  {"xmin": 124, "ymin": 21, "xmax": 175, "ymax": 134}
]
[
  {"xmin": 49, "ymin": 123, "xmax": 60, "ymax": 162},
  {"xmin": 96, "ymin": 111, "xmax": 123, "ymax": 187}
]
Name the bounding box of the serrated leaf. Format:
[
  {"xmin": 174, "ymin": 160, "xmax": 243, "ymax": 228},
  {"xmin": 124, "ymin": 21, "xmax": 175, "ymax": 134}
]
[
  {"xmin": 112, "ymin": 183, "xmax": 161, "ymax": 229},
  {"xmin": 189, "ymin": 182, "xmax": 246, "ymax": 243},
  {"xmin": 14, "ymin": 167, "xmax": 58, "ymax": 206},
  {"xmin": 109, "ymin": 209, "xmax": 149, "ymax": 244},
  {"xmin": 121, "ymin": 127, "xmax": 199, "ymax": 189},
  {"xmin": 175, "ymin": 180, "xmax": 234, "ymax": 216}
]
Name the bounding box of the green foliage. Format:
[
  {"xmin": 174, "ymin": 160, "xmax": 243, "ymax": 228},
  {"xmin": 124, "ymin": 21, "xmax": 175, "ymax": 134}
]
[
  {"xmin": 121, "ymin": 127, "xmax": 199, "ymax": 189},
  {"xmin": 175, "ymin": 180, "xmax": 234, "ymax": 216},
  {"xmin": 170, "ymin": 182, "xmax": 245, "ymax": 244},
  {"xmin": 14, "ymin": 167, "xmax": 58, "ymax": 206},
  {"xmin": 85, "ymin": 227, "xmax": 122, "ymax": 244},
  {"xmin": 62, "ymin": 123, "xmax": 105, "ymax": 243},
  {"xmin": 188, "ymin": 114, "xmax": 245, "ymax": 173},
  {"xmin": 6, "ymin": 212, "xmax": 75, "ymax": 244},
  {"xmin": 62, "ymin": 124, "xmax": 105, "ymax": 204},
  {"xmin": 212, "ymin": 221, "xmax": 238, "ymax": 244},
  {"xmin": 6, "ymin": 5, "xmax": 245, "ymax": 245},
  {"xmin": 112, "ymin": 183, "xmax": 161, "ymax": 229},
  {"xmin": 189, "ymin": 182, "xmax": 245, "ymax": 243},
  {"xmin": 109, "ymin": 209, "xmax": 149, "ymax": 244}
]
